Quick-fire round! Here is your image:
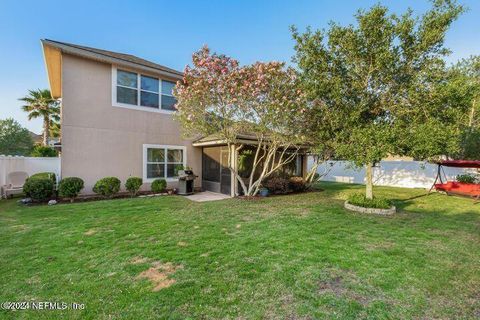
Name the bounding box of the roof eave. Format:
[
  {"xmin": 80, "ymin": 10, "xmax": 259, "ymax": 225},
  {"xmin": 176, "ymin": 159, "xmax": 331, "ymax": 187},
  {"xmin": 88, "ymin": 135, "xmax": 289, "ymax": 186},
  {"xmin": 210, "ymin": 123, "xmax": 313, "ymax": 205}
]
[
  {"xmin": 41, "ymin": 39, "xmax": 183, "ymax": 81},
  {"xmin": 192, "ymin": 136, "xmax": 311, "ymax": 151},
  {"xmin": 41, "ymin": 41, "xmax": 62, "ymax": 99}
]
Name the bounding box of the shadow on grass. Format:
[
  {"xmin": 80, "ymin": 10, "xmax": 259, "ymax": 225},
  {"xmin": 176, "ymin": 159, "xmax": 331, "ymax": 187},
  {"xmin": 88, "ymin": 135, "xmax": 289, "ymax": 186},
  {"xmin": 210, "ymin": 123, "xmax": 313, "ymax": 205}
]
[{"xmin": 316, "ymin": 181, "xmax": 480, "ymax": 224}]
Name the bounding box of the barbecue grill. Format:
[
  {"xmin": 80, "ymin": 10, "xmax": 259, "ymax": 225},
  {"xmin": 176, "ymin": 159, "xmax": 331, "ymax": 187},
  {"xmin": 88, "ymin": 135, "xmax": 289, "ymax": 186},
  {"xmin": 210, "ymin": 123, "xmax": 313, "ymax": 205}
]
[{"xmin": 177, "ymin": 169, "xmax": 197, "ymax": 195}]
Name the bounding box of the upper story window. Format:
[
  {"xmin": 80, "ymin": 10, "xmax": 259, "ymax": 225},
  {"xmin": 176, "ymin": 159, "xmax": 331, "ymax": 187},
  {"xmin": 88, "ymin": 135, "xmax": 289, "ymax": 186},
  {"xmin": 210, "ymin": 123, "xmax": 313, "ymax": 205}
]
[
  {"xmin": 161, "ymin": 81, "xmax": 176, "ymax": 111},
  {"xmin": 113, "ymin": 68, "xmax": 177, "ymax": 112},
  {"xmin": 141, "ymin": 75, "xmax": 159, "ymax": 108}
]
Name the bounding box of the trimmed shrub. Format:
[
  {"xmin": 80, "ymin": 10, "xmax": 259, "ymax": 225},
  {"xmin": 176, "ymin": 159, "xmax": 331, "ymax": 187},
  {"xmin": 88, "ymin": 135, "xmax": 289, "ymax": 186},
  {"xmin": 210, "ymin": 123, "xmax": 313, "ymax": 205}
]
[
  {"xmin": 263, "ymin": 176, "xmax": 289, "ymax": 194},
  {"xmin": 58, "ymin": 177, "xmax": 84, "ymax": 202},
  {"xmin": 23, "ymin": 178, "xmax": 54, "ymax": 202},
  {"xmin": 93, "ymin": 177, "xmax": 121, "ymax": 198},
  {"xmin": 30, "ymin": 172, "xmax": 56, "ymax": 186},
  {"xmin": 289, "ymin": 176, "xmax": 306, "ymax": 192},
  {"xmin": 151, "ymin": 179, "xmax": 167, "ymax": 193},
  {"xmin": 456, "ymin": 174, "xmax": 477, "ymax": 184},
  {"xmin": 347, "ymin": 193, "xmax": 392, "ymax": 209},
  {"xmin": 31, "ymin": 145, "xmax": 57, "ymax": 157},
  {"xmin": 125, "ymin": 177, "xmax": 143, "ymax": 196}
]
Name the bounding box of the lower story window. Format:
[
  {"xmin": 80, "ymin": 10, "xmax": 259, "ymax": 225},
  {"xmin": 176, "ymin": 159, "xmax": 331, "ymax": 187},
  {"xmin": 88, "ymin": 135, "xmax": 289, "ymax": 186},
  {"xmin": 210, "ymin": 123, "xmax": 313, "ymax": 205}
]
[{"xmin": 144, "ymin": 145, "xmax": 186, "ymax": 181}]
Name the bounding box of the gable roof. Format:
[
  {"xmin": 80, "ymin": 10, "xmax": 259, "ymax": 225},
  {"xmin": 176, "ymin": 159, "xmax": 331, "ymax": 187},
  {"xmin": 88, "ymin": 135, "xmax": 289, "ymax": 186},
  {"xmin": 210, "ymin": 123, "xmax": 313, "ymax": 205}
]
[
  {"xmin": 42, "ymin": 39, "xmax": 183, "ymax": 77},
  {"xmin": 41, "ymin": 39, "xmax": 183, "ymax": 98},
  {"xmin": 28, "ymin": 131, "xmax": 42, "ymax": 144}
]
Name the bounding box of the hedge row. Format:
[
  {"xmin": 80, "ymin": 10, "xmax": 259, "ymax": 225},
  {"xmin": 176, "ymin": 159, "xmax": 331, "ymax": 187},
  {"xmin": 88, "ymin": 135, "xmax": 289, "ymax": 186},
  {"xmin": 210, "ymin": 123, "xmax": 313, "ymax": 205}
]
[
  {"xmin": 22, "ymin": 172, "xmax": 168, "ymax": 202},
  {"xmin": 92, "ymin": 177, "xmax": 167, "ymax": 198}
]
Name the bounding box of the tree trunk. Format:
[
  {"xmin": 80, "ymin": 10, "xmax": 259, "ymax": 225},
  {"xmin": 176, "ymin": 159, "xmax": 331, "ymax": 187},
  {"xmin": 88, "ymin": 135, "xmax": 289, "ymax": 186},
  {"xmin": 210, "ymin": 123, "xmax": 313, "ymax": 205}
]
[
  {"xmin": 43, "ymin": 117, "xmax": 50, "ymax": 146},
  {"xmin": 304, "ymin": 156, "xmax": 333, "ymax": 190},
  {"xmin": 232, "ymin": 143, "xmax": 299, "ymax": 197},
  {"xmin": 468, "ymin": 98, "xmax": 476, "ymax": 127},
  {"xmin": 365, "ymin": 163, "xmax": 373, "ymax": 199}
]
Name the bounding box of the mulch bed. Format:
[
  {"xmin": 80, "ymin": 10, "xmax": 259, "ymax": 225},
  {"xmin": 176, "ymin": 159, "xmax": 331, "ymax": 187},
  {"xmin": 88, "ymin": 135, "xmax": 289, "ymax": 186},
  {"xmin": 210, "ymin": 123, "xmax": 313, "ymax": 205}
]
[
  {"xmin": 19, "ymin": 189, "xmax": 177, "ymax": 206},
  {"xmin": 236, "ymin": 188, "xmax": 323, "ymax": 200},
  {"xmin": 19, "ymin": 187, "xmax": 324, "ymax": 205}
]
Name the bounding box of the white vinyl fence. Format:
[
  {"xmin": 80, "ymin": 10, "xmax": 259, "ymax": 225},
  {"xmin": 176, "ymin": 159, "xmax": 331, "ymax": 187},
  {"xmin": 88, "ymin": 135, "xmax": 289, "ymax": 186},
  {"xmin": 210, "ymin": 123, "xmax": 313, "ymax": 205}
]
[
  {"xmin": 0, "ymin": 156, "xmax": 61, "ymax": 186},
  {"xmin": 308, "ymin": 159, "xmax": 477, "ymax": 189}
]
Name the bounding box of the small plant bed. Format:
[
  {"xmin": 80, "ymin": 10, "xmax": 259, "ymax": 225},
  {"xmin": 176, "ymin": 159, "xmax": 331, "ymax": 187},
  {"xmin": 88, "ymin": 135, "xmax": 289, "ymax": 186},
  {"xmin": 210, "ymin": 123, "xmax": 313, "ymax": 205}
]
[
  {"xmin": 255, "ymin": 176, "xmax": 320, "ymax": 198},
  {"xmin": 237, "ymin": 186, "xmax": 323, "ymax": 200},
  {"xmin": 69, "ymin": 189, "xmax": 177, "ymax": 202},
  {"xmin": 19, "ymin": 189, "xmax": 178, "ymax": 206},
  {"xmin": 345, "ymin": 193, "xmax": 396, "ymax": 215}
]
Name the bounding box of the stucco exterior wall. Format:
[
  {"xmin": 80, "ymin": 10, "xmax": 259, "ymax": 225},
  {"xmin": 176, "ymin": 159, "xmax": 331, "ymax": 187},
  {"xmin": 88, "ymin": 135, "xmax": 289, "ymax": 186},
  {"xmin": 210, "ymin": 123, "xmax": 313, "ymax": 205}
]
[{"xmin": 61, "ymin": 54, "xmax": 201, "ymax": 193}]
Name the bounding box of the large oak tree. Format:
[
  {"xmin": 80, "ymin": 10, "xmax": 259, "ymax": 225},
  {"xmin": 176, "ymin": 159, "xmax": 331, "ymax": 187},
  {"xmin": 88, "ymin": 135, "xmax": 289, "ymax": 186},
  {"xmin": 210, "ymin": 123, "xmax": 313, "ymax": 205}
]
[
  {"xmin": 292, "ymin": 0, "xmax": 466, "ymax": 199},
  {"xmin": 0, "ymin": 118, "xmax": 34, "ymax": 156}
]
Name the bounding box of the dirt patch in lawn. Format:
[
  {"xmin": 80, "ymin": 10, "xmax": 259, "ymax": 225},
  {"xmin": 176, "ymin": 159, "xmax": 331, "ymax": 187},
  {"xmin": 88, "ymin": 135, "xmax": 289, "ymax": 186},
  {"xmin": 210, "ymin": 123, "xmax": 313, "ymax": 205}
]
[
  {"xmin": 137, "ymin": 261, "xmax": 182, "ymax": 291},
  {"xmin": 26, "ymin": 275, "xmax": 41, "ymax": 285},
  {"xmin": 10, "ymin": 224, "xmax": 30, "ymax": 232},
  {"xmin": 364, "ymin": 241, "xmax": 395, "ymax": 251},
  {"xmin": 84, "ymin": 228, "xmax": 97, "ymax": 236},
  {"xmin": 318, "ymin": 270, "xmax": 375, "ymax": 306},
  {"xmin": 130, "ymin": 256, "xmax": 150, "ymax": 264}
]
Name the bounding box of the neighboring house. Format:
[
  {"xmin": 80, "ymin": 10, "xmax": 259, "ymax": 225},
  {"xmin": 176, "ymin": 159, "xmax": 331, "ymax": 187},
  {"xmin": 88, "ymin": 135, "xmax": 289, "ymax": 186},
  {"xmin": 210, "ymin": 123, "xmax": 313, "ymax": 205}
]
[
  {"xmin": 41, "ymin": 39, "xmax": 307, "ymax": 196},
  {"xmin": 29, "ymin": 131, "xmax": 60, "ymax": 147},
  {"xmin": 28, "ymin": 131, "xmax": 42, "ymax": 145}
]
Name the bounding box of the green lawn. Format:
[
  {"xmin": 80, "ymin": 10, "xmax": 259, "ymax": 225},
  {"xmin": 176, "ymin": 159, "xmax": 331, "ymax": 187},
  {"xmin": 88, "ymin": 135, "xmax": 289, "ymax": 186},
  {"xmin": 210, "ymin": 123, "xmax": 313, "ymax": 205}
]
[{"xmin": 1, "ymin": 182, "xmax": 479, "ymax": 319}]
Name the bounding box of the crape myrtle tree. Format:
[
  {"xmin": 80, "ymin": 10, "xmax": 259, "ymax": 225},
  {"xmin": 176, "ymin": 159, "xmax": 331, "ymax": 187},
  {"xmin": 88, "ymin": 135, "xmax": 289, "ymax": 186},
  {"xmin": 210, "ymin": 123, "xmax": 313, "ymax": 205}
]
[
  {"xmin": 292, "ymin": 0, "xmax": 465, "ymax": 199},
  {"xmin": 174, "ymin": 46, "xmax": 307, "ymax": 196}
]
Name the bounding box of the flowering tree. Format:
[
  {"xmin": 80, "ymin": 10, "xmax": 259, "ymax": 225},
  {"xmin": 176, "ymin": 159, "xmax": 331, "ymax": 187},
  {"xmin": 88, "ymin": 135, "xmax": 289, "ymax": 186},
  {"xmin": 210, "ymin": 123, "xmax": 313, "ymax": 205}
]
[{"xmin": 175, "ymin": 46, "xmax": 306, "ymax": 196}]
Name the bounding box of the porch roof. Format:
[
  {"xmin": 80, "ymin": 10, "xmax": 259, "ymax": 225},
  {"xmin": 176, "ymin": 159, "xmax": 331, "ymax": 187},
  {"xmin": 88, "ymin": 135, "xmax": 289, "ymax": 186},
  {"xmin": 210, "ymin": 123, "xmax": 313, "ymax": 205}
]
[
  {"xmin": 192, "ymin": 133, "xmax": 311, "ymax": 152},
  {"xmin": 192, "ymin": 133, "xmax": 258, "ymax": 147}
]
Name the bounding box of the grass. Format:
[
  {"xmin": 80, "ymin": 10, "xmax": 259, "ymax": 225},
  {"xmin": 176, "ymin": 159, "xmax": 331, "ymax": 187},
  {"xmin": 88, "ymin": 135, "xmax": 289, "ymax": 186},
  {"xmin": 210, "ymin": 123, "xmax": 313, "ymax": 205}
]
[{"xmin": 0, "ymin": 182, "xmax": 479, "ymax": 319}]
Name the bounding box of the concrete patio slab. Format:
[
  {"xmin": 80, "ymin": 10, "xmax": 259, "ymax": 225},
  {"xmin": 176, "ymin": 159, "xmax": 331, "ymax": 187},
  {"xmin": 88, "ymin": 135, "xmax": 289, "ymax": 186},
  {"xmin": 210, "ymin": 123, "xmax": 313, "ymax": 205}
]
[{"xmin": 184, "ymin": 191, "xmax": 231, "ymax": 202}]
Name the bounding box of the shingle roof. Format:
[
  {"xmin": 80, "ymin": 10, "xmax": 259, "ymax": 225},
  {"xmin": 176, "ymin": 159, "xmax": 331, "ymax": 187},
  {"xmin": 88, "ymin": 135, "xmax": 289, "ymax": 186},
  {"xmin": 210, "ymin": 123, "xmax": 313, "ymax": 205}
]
[
  {"xmin": 28, "ymin": 131, "xmax": 42, "ymax": 144},
  {"xmin": 192, "ymin": 132, "xmax": 311, "ymax": 150},
  {"xmin": 42, "ymin": 39, "xmax": 183, "ymax": 77}
]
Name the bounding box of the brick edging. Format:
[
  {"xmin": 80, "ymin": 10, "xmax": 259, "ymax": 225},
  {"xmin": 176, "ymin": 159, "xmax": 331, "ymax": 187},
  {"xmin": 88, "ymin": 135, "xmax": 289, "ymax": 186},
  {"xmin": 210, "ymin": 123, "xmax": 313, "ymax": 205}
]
[{"xmin": 344, "ymin": 201, "xmax": 396, "ymax": 215}]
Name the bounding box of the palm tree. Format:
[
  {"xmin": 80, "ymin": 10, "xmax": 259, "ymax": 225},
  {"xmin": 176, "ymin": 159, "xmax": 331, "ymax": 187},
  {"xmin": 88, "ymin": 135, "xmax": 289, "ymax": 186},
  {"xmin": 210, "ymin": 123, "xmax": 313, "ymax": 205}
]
[
  {"xmin": 49, "ymin": 119, "xmax": 61, "ymax": 140},
  {"xmin": 19, "ymin": 89, "xmax": 60, "ymax": 146}
]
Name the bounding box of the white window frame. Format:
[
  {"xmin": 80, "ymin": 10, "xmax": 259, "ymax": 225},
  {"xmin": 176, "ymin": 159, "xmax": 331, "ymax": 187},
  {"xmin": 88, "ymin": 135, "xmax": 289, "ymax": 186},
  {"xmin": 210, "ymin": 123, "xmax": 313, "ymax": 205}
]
[
  {"xmin": 143, "ymin": 144, "xmax": 187, "ymax": 183},
  {"xmin": 160, "ymin": 81, "xmax": 177, "ymax": 111},
  {"xmin": 112, "ymin": 67, "xmax": 176, "ymax": 114},
  {"xmin": 139, "ymin": 74, "xmax": 160, "ymax": 108}
]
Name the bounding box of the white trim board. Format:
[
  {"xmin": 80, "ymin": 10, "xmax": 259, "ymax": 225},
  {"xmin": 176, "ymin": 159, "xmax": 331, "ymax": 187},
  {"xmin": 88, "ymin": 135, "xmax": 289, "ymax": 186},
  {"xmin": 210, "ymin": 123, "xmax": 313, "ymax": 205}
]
[
  {"xmin": 111, "ymin": 66, "xmax": 177, "ymax": 114},
  {"xmin": 142, "ymin": 144, "xmax": 187, "ymax": 183}
]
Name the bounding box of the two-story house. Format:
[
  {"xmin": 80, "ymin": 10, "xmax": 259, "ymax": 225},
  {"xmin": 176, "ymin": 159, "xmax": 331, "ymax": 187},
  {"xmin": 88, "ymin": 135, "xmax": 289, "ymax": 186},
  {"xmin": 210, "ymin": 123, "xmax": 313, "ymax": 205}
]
[{"xmin": 41, "ymin": 39, "xmax": 307, "ymax": 196}]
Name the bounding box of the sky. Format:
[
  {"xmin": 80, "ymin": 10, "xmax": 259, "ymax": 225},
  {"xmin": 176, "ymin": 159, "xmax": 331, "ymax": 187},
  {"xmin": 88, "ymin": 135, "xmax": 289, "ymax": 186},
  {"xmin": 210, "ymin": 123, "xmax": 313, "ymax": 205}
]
[{"xmin": 0, "ymin": 0, "xmax": 479, "ymax": 134}]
